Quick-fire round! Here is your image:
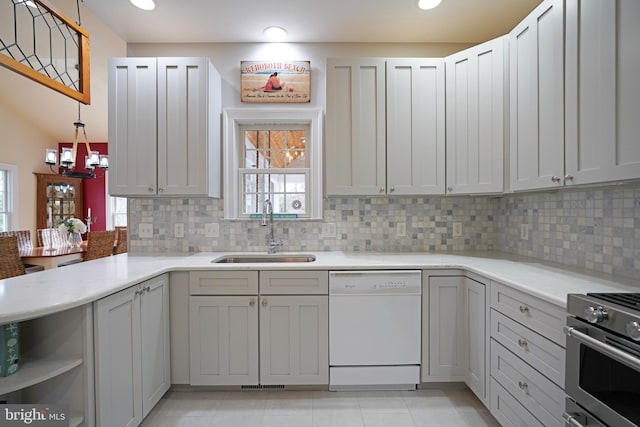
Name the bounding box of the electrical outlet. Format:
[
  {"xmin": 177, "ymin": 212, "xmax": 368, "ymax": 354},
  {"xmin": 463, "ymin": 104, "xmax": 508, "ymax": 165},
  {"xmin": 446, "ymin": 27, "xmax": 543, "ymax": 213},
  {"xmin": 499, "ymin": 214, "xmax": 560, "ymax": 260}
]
[
  {"xmin": 396, "ymin": 222, "xmax": 406, "ymax": 237},
  {"xmin": 453, "ymin": 222, "xmax": 463, "ymax": 237},
  {"xmin": 321, "ymin": 223, "xmax": 336, "ymax": 238},
  {"xmin": 139, "ymin": 223, "xmax": 153, "ymax": 239},
  {"xmin": 520, "ymin": 223, "xmax": 529, "ymax": 240},
  {"xmin": 174, "ymin": 223, "xmax": 184, "ymax": 238},
  {"xmin": 204, "ymin": 223, "xmax": 219, "ymax": 238}
]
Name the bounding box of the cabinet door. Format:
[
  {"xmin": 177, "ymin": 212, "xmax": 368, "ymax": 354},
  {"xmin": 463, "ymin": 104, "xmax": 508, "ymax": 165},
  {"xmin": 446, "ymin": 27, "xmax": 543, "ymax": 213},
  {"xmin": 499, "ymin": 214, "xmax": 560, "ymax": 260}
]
[
  {"xmin": 446, "ymin": 37, "xmax": 506, "ymax": 194},
  {"xmin": 189, "ymin": 296, "xmax": 259, "ymax": 385},
  {"xmin": 94, "ymin": 286, "xmax": 142, "ymax": 427},
  {"xmin": 386, "ymin": 58, "xmax": 446, "ymax": 195},
  {"xmin": 108, "ymin": 57, "xmax": 158, "ymax": 196},
  {"xmin": 259, "ymin": 295, "xmax": 329, "ymax": 385},
  {"xmin": 565, "ymin": 0, "xmax": 640, "ymax": 185},
  {"xmin": 429, "ymin": 276, "xmax": 465, "ymax": 379},
  {"xmin": 140, "ymin": 274, "xmax": 170, "ymax": 418},
  {"xmin": 509, "ymin": 0, "xmax": 565, "ymax": 191},
  {"xmin": 157, "ymin": 57, "xmax": 221, "ymax": 197},
  {"xmin": 326, "ymin": 58, "xmax": 386, "ymax": 196},
  {"xmin": 465, "ymin": 278, "xmax": 486, "ymax": 401}
]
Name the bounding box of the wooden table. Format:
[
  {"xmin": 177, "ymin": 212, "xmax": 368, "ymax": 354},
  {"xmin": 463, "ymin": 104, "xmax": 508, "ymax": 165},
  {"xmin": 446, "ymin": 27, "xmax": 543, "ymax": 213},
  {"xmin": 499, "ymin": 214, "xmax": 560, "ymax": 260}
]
[{"xmin": 20, "ymin": 244, "xmax": 85, "ymax": 270}]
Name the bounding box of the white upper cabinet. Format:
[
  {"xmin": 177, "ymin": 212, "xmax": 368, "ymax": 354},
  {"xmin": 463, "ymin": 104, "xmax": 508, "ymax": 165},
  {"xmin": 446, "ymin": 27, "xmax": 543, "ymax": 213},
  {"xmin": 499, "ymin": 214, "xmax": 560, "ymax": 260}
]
[
  {"xmin": 387, "ymin": 58, "xmax": 446, "ymax": 195},
  {"xmin": 509, "ymin": 0, "xmax": 565, "ymax": 191},
  {"xmin": 445, "ymin": 37, "xmax": 507, "ymax": 194},
  {"xmin": 109, "ymin": 57, "xmax": 221, "ymax": 197},
  {"xmin": 326, "ymin": 58, "xmax": 387, "ymax": 196},
  {"xmin": 565, "ymin": 0, "xmax": 640, "ymax": 185}
]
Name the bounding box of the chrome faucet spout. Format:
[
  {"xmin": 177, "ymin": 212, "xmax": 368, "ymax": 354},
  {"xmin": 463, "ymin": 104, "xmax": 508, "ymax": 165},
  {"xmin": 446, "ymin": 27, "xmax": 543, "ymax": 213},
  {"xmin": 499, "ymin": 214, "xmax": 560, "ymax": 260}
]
[{"xmin": 261, "ymin": 199, "xmax": 283, "ymax": 254}]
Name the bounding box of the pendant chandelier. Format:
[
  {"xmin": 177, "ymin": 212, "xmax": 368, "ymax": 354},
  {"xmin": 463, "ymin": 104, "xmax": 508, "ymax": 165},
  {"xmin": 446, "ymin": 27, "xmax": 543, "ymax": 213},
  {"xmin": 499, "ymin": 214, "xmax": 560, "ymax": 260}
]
[{"xmin": 44, "ymin": 104, "xmax": 108, "ymax": 178}]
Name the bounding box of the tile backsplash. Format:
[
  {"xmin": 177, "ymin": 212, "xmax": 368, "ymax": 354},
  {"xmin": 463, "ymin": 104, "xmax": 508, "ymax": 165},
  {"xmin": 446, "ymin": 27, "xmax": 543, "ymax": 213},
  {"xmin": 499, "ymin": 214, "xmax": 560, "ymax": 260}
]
[{"xmin": 128, "ymin": 183, "xmax": 640, "ymax": 281}]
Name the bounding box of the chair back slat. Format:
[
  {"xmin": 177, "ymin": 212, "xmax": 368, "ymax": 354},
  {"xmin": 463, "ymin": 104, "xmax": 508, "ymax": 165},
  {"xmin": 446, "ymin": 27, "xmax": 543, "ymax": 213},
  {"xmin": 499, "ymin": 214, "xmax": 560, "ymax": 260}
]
[
  {"xmin": 0, "ymin": 230, "xmax": 33, "ymax": 250},
  {"xmin": 0, "ymin": 236, "xmax": 26, "ymax": 279},
  {"xmin": 84, "ymin": 230, "xmax": 116, "ymax": 262},
  {"xmin": 37, "ymin": 228, "xmax": 68, "ymax": 248}
]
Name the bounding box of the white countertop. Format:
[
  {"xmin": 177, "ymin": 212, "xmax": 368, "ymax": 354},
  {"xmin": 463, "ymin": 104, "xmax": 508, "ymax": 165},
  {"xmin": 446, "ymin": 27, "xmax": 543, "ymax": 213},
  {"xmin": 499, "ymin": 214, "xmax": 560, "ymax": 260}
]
[{"xmin": 1, "ymin": 251, "xmax": 637, "ymax": 324}]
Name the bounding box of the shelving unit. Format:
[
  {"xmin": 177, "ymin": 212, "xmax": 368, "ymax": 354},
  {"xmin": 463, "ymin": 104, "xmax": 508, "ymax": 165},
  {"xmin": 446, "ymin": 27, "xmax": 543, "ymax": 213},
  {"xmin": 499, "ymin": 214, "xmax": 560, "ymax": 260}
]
[{"xmin": 0, "ymin": 305, "xmax": 94, "ymax": 426}]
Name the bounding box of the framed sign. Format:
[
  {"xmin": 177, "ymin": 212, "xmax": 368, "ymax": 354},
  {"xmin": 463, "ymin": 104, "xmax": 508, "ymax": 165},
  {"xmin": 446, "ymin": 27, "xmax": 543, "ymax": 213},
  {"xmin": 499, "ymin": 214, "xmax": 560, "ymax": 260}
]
[{"xmin": 241, "ymin": 61, "xmax": 310, "ymax": 103}]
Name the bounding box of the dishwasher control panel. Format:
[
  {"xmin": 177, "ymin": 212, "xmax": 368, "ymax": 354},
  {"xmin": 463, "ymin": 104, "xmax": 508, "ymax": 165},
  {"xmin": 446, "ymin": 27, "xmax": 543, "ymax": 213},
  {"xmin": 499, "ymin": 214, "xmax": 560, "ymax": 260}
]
[{"xmin": 329, "ymin": 270, "xmax": 422, "ymax": 295}]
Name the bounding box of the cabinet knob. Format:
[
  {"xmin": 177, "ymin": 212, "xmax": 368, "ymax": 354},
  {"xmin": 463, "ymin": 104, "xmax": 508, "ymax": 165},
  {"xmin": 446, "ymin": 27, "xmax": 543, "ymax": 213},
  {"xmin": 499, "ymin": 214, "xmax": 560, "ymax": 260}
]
[
  {"xmin": 551, "ymin": 176, "xmax": 561, "ymax": 183},
  {"xmin": 148, "ymin": 187, "xmax": 155, "ymax": 193},
  {"xmin": 518, "ymin": 381, "xmax": 529, "ymax": 391},
  {"xmin": 158, "ymin": 187, "xmax": 164, "ymax": 193},
  {"xmin": 249, "ymin": 299, "xmax": 256, "ymax": 307},
  {"xmin": 519, "ymin": 305, "xmax": 530, "ymax": 314},
  {"xmin": 379, "ymin": 187, "xmax": 385, "ymax": 193},
  {"xmin": 144, "ymin": 286, "xmax": 151, "ymax": 293},
  {"xmin": 564, "ymin": 174, "xmax": 574, "ymax": 181},
  {"xmin": 518, "ymin": 339, "xmax": 528, "ymax": 349},
  {"xmin": 447, "ymin": 187, "xmax": 453, "ymax": 192},
  {"xmin": 389, "ymin": 187, "xmax": 395, "ymax": 193},
  {"xmin": 261, "ymin": 298, "xmax": 268, "ymax": 307}
]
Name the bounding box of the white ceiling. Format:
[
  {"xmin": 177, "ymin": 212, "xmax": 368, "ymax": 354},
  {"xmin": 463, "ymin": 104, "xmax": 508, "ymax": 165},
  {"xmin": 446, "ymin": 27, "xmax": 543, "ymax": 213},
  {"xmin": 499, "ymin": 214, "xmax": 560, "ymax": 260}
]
[{"xmin": 83, "ymin": 0, "xmax": 542, "ymax": 44}]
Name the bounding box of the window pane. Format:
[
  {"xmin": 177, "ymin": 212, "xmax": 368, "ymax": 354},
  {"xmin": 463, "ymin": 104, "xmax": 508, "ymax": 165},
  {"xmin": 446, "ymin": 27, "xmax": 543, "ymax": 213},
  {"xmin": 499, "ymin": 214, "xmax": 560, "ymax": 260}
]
[{"xmin": 0, "ymin": 170, "xmax": 6, "ymax": 212}]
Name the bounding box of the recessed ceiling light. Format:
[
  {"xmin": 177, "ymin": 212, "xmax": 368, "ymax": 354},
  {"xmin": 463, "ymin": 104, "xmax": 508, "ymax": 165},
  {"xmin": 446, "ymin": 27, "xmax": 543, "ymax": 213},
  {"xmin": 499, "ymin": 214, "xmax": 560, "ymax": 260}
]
[
  {"xmin": 263, "ymin": 26, "xmax": 288, "ymax": 42},
  {"xmin": 418, "ymin": 0, "xmax": 442, "ymax": 10},
  {"xmin": 129, "ymin": 0, "xmax": 156, "ymax": 11}
]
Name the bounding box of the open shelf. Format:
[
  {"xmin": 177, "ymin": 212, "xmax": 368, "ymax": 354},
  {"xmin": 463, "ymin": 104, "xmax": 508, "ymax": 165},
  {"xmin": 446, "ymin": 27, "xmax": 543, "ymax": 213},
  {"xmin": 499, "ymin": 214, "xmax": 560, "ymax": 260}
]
[{"xmin": 0, "ymin": 358, "xmax": 83, "ymax": 395}]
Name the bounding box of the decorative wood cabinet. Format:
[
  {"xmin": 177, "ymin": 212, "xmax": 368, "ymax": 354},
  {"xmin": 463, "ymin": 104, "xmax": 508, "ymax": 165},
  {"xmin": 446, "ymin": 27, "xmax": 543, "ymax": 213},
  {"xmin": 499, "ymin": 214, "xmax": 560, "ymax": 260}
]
[
  {"xmin": 445, "ymin": 36, "xmax": 506, "ymax": 194},
  {"xmin": 35, "ymin": 173, "xmax": 84, "ymax": 230},
  {"xmin": 108, "ymin": 57, "xmax": 221, "ymax": 197}
]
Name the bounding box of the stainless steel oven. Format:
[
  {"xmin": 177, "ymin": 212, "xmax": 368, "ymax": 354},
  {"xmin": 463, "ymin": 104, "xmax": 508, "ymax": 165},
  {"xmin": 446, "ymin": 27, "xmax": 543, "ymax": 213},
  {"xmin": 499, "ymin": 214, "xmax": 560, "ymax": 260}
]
[{"xmin": 565, "ymin": 293, "xmax": 640, "ymax": 427}]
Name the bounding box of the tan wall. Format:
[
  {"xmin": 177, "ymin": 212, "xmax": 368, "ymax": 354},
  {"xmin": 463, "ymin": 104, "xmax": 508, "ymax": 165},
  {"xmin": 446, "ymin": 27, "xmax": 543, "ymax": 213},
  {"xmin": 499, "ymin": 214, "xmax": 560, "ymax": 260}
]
[{"xmin": 0, "ymin": 0, "xmax": 125, "ymax": 233}]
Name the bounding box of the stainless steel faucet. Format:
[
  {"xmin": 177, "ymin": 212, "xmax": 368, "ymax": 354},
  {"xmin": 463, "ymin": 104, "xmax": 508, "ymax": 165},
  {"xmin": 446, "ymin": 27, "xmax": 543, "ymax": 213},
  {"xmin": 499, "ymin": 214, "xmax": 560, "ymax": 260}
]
[{"xmin": 262, "ymin": 199, "xmax": 283, "ymax": 254}]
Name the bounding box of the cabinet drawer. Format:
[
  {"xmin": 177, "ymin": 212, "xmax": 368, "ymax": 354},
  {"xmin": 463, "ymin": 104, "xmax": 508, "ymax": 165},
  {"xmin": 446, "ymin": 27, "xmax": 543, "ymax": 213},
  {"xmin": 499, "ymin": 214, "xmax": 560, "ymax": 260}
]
[
  {"xmin": 491, "ymin": 340, "xmax": 564, "ymax": 427},
  {"xmin": 491, "ymin": 281, "xmax": 566, "ymax": 347},
  {"xmin": 491, "ymin": 309, "xmax": 565, "ymax": 387},
  {"xmin": 189, "ymin": 271, "xmax": 258, "ymax": 295},
  {"xmin": 259, "ymin": 270, "xmax": 328, "ymax": 295},
  {"xmin": 491, "ymin": 378, "xmax": 544, "ymax": 427}
]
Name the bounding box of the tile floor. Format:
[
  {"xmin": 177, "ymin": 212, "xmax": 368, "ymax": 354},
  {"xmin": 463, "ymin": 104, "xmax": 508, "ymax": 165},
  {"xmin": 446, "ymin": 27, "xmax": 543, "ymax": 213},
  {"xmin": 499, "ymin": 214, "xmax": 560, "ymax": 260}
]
[{"xmin": 141, "ymin": 388, "xmax": 501, "ymax": 427}]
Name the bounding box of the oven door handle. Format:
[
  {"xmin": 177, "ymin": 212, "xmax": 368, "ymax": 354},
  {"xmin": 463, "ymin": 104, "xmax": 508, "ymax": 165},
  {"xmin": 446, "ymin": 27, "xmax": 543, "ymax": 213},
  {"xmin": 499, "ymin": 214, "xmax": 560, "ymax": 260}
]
[
  {"xmin": 563, "ymin": 412, "xmax": 586, "ymax": 427},
  {"xmin": 564, "ymin": 326, "xmax": 640, "ymax": 371}
]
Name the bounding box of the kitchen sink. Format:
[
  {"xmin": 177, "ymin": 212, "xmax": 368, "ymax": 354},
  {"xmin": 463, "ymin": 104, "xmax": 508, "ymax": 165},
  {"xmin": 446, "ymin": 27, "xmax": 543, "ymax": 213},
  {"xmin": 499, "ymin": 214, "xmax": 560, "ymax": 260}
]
[{"xmin": 212, "ymin": 254, "xmax": 317, "ymax": 264}]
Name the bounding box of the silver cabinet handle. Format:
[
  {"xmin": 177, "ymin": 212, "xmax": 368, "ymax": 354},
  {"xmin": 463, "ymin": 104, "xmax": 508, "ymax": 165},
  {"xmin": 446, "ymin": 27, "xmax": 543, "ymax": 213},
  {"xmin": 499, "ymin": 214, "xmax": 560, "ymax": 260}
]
[
  {"xmin": 565, "ymin": 326, "xmax": 640, "ymax": 371},
  {"xmin": 249, "ymin": 299, "xmax": 256, "ymax": 307},
  {"xmin": 389, "ymin": 187, "xmax": 395, "ymax": 193},
  {"xmin": 518, "ymin": 381, "xmax": 528, "ymax": 391},
  {"xmin": 447, "ymin": 187, "xmax": 453, "ymax": 192},
  {"xmin": 158, "ymin": 187, "xmax": 164, "ymax": 193},
  {"xmin": 551, "ymin": 176, "xmax": 561, "ymax": 183},
  {"xmin": 518, "ymin": 339, "xmax": 528, "ymax": 349},
  {"xmin": 563, "ymin": 413, "xmax": 587, "ymax": 427},
  {"xmin": 261, "ymin": 298, "xmax": 267, "ymax": 307},
  {"xmin": 148, "ymin": 187, "xmax": 155, "ymax": 193},
  {"xmin": 565, "ymin": 174, "xmax": 574, "ymax": 181},
  {"xmin": 379, "ymin": 187, "xmax": 385, "ymax": 193},
  {"xmin": 135, "ymin": 288, "xmax": 144, "ymax": 296},
  {"xmin": 144, "ymin": 286, "xmax": 151, "ymax": 293},
  {"xmin": 519, "ymin": 305, "xmax": 530, "ymax": 314}
]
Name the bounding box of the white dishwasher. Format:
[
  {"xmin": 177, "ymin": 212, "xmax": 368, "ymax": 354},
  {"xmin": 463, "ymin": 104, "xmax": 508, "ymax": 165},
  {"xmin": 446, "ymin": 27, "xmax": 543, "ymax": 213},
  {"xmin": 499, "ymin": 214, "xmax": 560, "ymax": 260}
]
[{"xmin": 329, "ymin": 270, "xmax": 421, "ymax": 391}]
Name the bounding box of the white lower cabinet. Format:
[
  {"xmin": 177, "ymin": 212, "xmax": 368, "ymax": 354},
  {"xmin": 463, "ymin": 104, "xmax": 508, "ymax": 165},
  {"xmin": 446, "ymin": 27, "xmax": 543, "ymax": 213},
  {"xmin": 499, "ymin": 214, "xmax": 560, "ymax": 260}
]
[
  {"xmin": 188, "ymin": 270, "xmax": 329, "ymax": 387},
  {"xmin": 259, "ymin": 295, "xmax": 328, "ymax": 385},
  {"xmin": 423, "ymin": 273, "xmax": 487, "ymax": 403},
  {"xmin": 94, "ymin": 274, "xmax": 170, "ymax": 427},
  {"xmin": 489, "ymin": 280, "xmax": 566, "ymax": 427}
]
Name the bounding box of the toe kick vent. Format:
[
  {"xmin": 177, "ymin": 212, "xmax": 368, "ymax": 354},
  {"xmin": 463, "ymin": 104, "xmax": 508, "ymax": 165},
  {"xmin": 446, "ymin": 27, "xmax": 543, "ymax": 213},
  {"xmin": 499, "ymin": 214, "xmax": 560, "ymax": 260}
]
[{"xmin": 240, "ymin": 384, "xmax": 285, "ymax": 391}]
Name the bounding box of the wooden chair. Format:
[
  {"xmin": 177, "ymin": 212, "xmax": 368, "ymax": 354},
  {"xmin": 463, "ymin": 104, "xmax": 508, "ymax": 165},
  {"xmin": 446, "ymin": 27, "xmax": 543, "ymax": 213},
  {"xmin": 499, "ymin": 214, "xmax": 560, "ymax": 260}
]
[
  {"xmin": 84, "ymin": 230, "xmax": 117, "ymax": 262},
  {"xmin": 113, "ymin": 228, "xmax": 128, "ymax": 255},
  {"xmin": 0, "ymin": 230, "xmax": 45, "ymax": 273},
  {"xmin": 0, "ymin": 236, "xmax": 26, "ymax": 279}
]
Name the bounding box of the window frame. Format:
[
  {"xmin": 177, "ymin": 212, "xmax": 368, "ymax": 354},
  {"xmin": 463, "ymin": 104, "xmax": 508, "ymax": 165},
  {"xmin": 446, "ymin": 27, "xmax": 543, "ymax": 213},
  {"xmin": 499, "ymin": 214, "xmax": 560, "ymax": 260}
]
[
  {"xmin": 0, "ymin": 163, "xmax": 18, "ymax": 232},
  {"xmin": 223, "ymin": 108, "xmax": 323, "ymax": 220}
]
